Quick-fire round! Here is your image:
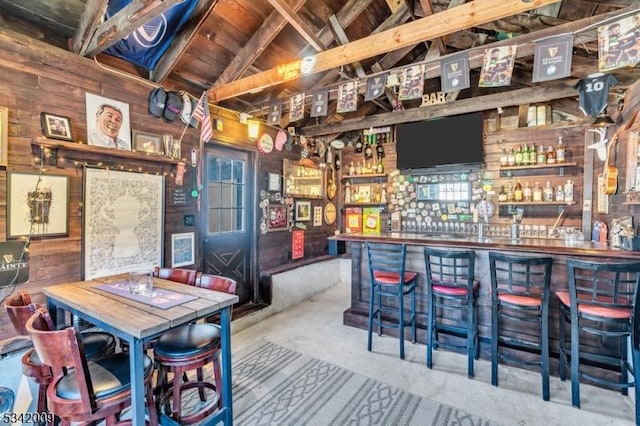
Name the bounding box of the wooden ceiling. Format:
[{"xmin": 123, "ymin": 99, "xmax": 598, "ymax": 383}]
[{"xmin": 2, "ymin": 0, "xmax": 639, "ymax": 136}]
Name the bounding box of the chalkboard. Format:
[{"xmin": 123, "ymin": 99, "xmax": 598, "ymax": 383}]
[{"xmin": 169, "ymin": 187, "xmax": 192, "ymax": 207}]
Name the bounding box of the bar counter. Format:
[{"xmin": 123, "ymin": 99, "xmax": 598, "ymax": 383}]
[{"xmin": 329, "ymin": 231, "xmax": 640, "ymax": 375}]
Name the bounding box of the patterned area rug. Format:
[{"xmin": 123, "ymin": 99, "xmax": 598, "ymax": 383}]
[{"xmin": 230, "ymin": 340, "xmax": 500, "ymax": 426}]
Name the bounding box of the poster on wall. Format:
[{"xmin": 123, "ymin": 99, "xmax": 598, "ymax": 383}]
[
  {"xmin": 83, "ymin": 168, "xmax": 164, "ymax": 280},
  {"xmin": 292, "ymin": 229, "xmax": 304, "ymax": 259}
]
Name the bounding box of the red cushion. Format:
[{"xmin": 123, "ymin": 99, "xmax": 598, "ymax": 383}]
[
  {"xmin": 431, "ymin": 279, "xmax": 479, "ymax": 296},
  {"xmin": 556, "ymin": 291, "xmax": 631, "ymax": 319},
  {"xmin": 373, "ymin": 270, "xmax": 418, "ymax": 284},
  {"xmin": 498, "ymin": 293, "xmax": 541, "ymax": 307}
]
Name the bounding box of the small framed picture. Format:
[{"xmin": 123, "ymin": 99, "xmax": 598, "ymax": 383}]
[
  {"xmin": 40, "ymin": 112, "xmax": 74, "ymax": 141},
  {"xmin": 267, "ymin": 204, "xmax": 288, "ymax": 231},
  {"xmin": 267, "ymin": 173, "xmax": 281, "ymax": 192},
  {"xmin": 132, "ymin": 130, "xmax": 164, "ymax": 155},
  {"xmin": 295, "ymin": 201, "xmax": 311, "ymax": 222},
  {"xmin": 171, "ymin": 232, "xmax": 195, "ymax": 267}
]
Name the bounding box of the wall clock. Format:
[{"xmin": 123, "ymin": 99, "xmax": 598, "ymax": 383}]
[{"xmin": 324, "ymin": 202, "xmax": 337, "ymax": 225}]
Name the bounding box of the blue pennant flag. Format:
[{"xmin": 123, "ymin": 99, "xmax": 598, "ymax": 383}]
[{"xmin": 104, "ymin": 0, "xmax": 199, "ymax": 70}]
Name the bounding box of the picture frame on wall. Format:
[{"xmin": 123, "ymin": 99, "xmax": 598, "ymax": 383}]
[
  {"xmin": 7, "ymin": 172, "xmax": 69, "ymax": 238},
  {"xmin": 172, "ymin": 232, "xmax": 195, "ymax": 267},
  {"xmin": 85, "ymin": 92, "xmax": 132, "ymax": 151},
  {"xmin": 267, "ymin": 204, "xmax": 288, "ymax": 231},
  {"xmin": 0, "ymin": 106, "xmax": 8, "ymax": 167},
  {"xmin": 132, "ymin": 130, "xmax": 164, "ymax": 155},
  {"xmin": 40, "ymin": 112, "xmax": 74, "ymax": 142},
  {"xmin": 295, "ymin": 201, "xmax": 311, "ymax": 222}
]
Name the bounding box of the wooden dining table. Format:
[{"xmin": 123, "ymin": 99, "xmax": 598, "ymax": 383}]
[{"xmin": 42, "ymin": 273, "xmax": 239, "ymax": 425}]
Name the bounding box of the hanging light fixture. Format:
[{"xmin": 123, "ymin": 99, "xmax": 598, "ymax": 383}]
[
  {"xmin": 591, "ymin": 113, "xmax": 615, "ymax": 128},
  {"xmin": 247, "ymin": 119, "xmax": 260, "ymax": 139}
]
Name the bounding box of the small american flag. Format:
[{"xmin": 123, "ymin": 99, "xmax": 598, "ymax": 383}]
[{"xmin": 193, "ymin": 91, "xmax": 212, "ymax": 142}]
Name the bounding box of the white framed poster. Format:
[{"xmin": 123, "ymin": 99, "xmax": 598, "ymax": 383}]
[
  {"xmin": 83, "ymin": 168, "xmax": 164, "ymax": 280},
  {"xmin": 171, "ymin": 232, "xmax": 195, "ymax": 267}
]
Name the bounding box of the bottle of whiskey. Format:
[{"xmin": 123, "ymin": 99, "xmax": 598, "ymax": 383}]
[
  {"xmin": 556, "ymin": 136, "xmax": 566, "ymax": 163},
  {"xmin": 507, "ymin": 148, "xmax": 516, "ymax": 166},
  {"xmin": 543, "ymin": 180, "xmax": 554, "ymax": 201},
  {"xmin": 533, "ymin": 181, "xmax": 543, "ymax": 202},
  {"xmin": 500, "ymin": 147, "xmax": 508, "ymax": 167},
  {"xmin": 523, "ymin": 181, "xmax": 532, "ymax": 202},
  {"xmin": 537, "ymin": 144, "xmax": 546, "ymax": 164},
  {"xmin": 376, "ymin": 158, "xmax": 384, "ymax": 174},
  {"xmin": 522, "ymin": 143, "xmax": 530, "ymax": 166},
  {"xmin": 515, "ymin": 145, "xmax": 523, "ymax": 166},
  {"xmin": 498, "ymin": 185, "xmax": 508, "ymax": 202},
  {"xmin": 546, "ymin": 146, "xmax": 556, "ymax": 164},
  {"xmin": 514, "ymin": 179, "xmax": 523, "ymax": 202}
]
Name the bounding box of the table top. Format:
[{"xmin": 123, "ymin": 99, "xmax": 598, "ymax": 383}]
[{"xmin": 42, "ymin": 274, "xmax": 239, "ymax": 339}]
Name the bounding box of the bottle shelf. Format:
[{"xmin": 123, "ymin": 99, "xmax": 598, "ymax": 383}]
[
  {"xmin": 499, "ymin": 161, "xmax": 577, "ymax": 171},
  {"xmin": 343, "ymin": 202, "xmax": 387, "ymax": 206},
  {"xmin": 342, "ymin": 173, "xmax": 387, "ymax": 181},
  {"xmin": 498, "ymin": 201, "xmax": 576, "ymax": 206}
]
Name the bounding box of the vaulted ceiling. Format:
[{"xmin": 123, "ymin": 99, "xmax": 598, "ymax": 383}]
[{"xmin": 1, "ymin": 0, "xmax": 639, "ymax": 136}]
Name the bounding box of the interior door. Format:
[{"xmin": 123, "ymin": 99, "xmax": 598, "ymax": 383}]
[{"xmin": 202, "ymin": 144, "xmax": 255, "ymax": 305}]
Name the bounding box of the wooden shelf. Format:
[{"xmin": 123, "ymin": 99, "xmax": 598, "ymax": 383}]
[
  {"xmin": 343, "ymin": 202, "xmax": 387, "ymax": 206},
  {"xmin": 500, "ymin": 162, "xmax": 577, "ymax": 171},
  {"xmin": 498, "ymin": 201, "xmax": 576, "ymax": 206},
  {"xmin": 32, "ymin": 138, "xmax": 185, "ymax": 165},
  {"xmin": 342, "ymin": 173, "xmax": 387, "ymax": 181}
]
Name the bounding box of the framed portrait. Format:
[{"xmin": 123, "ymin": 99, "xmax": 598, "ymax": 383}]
[
  {"xmin": 40, "ymin": 112, "xmax": 74, "ymax": 142},
  {"xmin": 171, "ymin": 232, "xmax": 195, "ymax": 267},
  {"xmin": 267, "ymin": 204, "xmax": 288, "ymax": 231},
  {"xmin": 267, "ymin": 172, "xmax": 281, "ymax": 192},
  {"xmin": 0, "ymin": 106, "xmax": 7, "ymax": 167},
  {"xmin": 7, "ymin": 172, "xmax": 69, "ymax": 238},
  {"xmin": 85, "ymin": 92, "xmax": 132, "ymax": 151},
  {"xmin": 295, "ymin": 201, "xmax": 311, "ymax": 222},
  {"xmin": 132, "ymin": 130, "xmax": 164, "ymax": 155}
]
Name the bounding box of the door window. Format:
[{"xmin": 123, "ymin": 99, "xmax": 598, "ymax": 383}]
[{"xmin": 207, "ymin": 155, "xmax": 245, "ymax": 233}]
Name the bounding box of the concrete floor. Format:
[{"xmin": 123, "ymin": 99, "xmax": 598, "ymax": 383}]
[{"xmin": 3, "ymin": 279, "xmax": 637, "ymax": 425}]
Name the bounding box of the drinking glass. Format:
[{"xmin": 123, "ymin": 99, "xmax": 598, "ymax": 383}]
[{"xmin": 129, "ymin": 271, "xmax": 154, "ymax": 296}]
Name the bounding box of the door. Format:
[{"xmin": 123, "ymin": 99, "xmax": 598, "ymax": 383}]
[{"xmin": 202, "ymin": 144, "xmax": 255, "ymax": 305}]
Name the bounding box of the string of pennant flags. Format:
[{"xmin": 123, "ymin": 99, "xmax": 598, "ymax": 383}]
[{"xmin": 255, "ymin": 12, "xmax": 640, "ymax": 125}]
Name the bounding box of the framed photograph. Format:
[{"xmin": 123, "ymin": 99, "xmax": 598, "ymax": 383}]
[
  {"xmin": 267, "ymin": 172, "xmax": 281, "ymax": 192},
  {"xmin": 85, "ymin": 92, "xmax": 132, "ymax": 151},
  {"xmin": 295, "ymin": 201, "xmax": 311, "ymax": 222},
  {"xmin": 0, "ymin": 106, "xmax": 7, "ymax": 167},
  {"xmin": 40, "ymin": 112, "xmax": 73, "ymax": 142},
  {"xmin": 132, "ymin": 130, "xmax": 164, "ymax": 155},
  {"xmin": 171, "ymin": 232, "xmax": 195, "ymax": 267},
  {"xmin": 7, "ymin": 172, "xmax": 69, "ymax": 238},
  {"xmin": 313, "ymin": 206, "xmax": 322, "ymax": 226},
  {"xmin": 267, "ymin": 204, "xmax": 288, "ymax": 231}
]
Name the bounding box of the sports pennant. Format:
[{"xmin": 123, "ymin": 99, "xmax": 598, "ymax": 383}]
[
  {"xmin": 310, "ymin": 89, "xmax": 328, "ymax": 117},
  {"xmin": 290, "ymin": 93, "xmax": 305, "ymax": 122},
  {"xmin": 532, "ymin": 34, "xmax": 574, "ymax": 82},
  {"xmin": 478, "ymin": 45, "xmax": 517, "ymax": 87},
  {"xmin": 398, "ymin": 65, "xmax": 424, "ymax": 100},
  {"xmin": 365, "ymin": 73, "xmax": 388, "ymax": 101},
  {"xmin": 337, "ymin": 81, "xmax": 357, "ymax": 113},
  {"xmin": 268, "ymin": 102, "xmax": 283, "ymax": 125},
  {"xmin": 440, "ymin": 52, "xmax": 470, "ymax": 93}
]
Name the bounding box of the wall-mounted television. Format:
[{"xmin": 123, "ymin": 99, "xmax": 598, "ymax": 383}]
[{"xmin": 395, "ymin": 112, "xmax": 484, "ymax": 170}]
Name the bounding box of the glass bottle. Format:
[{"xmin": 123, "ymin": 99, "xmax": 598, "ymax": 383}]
[
  {"xmin": 537, "ymin": 144, "xmax": 546, "ymax": 164},
  {"xmin": 348, "ymin": 162, "xmax": 355, "ymax": 176},
  {"xmin": 523, "ymin": 181, "xmax": 532, "ymax": 202},
  {"xmin": 500, "ymin": 147, "xmax": 508, "ymax": 167},
  {"xmin": 514, "ymin": 179, "xmax": 523, "ymax": 202},
  {"xmin": 555, "ymin": 185, "xmax": 565, "ymax": 203},
  {"xmin": 507, "ymin": 148, "xmax": 516, "ymax": 166},
  {"xmin": 529, "ymin": 143, "xmax": 536, "ymax": 165},
  {"xmin": 546, "ymin": 146, "xmax": 556, "ymax": 164},
  {"xmin": 543, "ymin": 180, "xmax": 554, "ymax": 201},
  {"xmin": 355, "ymin": 134, "xmax": 363, "ymax": 153},
  {"xmin": 556, "ymin": 136, "xmax": 566, "ymax": 163},
  {"xmin": 376, "ymin": 158, "xmax": 384, "ymax": 174},
  {"xmin": 498, "ymin": 185, "xmax": 508, "ymax": 202},
  {"xmin": 507, "ymin": 180, "xmax": 515, "ymax": 202},
  {"xmin": 522, "ymin": 143, "xmax": 530, "ymax": 166},
  {"xmin": 515, "ymin": 145, "xmax": 523, "ymax": 166},
  {"xmin": 564, "ymin": 180, "xmax": 574, "ymax": 204},
  {"xmin": 533, "ymin": 181, "xmax": 543, "ymax": 202}
]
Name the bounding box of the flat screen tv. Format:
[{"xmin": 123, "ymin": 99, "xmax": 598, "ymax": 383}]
[{"xmin": 395, "ymin": 112, "xmax": 484, "ymax": 170}]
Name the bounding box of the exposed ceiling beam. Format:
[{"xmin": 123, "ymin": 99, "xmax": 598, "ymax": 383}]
[
  {"xmin": 266, "ymin": 0, "xmax": 325, "ymax": 51},
  {"xmin": 208, "ymin": 0, "xmax": 563, "ymax": 103},
  {"xmin": 82, "ymin": 0, "xmax": 182, "ymax": 57},
  {"xmin": 151, "ymin": 0, "xmax": 219, "ymax": 84},
  {"xmin": 71, "ymin": 0, "xmax": 108, "ymax": 54}
]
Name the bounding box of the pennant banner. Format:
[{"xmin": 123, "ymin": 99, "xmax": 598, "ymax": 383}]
[
  {"xmin": 310, "ymin": 89, "xmax": 328, "ymax": 117},
  {"xmin": 268, "ymin": 102, "xmax": 282, "ymax": 125},
  {"xmin": 104, "ymin": 0, "xmax": 199, "ymax": 70},
  {"xmin": 337, "ymin": 81, "xmax": 357, "ymax": 113},
  {"xmin": 365, "ymin": 73, "xmax": 388, "ymax": 101},
  {"xmin": 440, "ymin": 51, "xmax": 470, "ymax": 93},
  {"xmin": 479, "ymin": 45, "xmax": 517, "ymax": 87},
  {"xmin": 398, "ymin": 65, "xmax": 424, "ymax": 100},
  {"xmin": 290, "ymin": 93, "xmax": 305, "ymax": 122},
  {"xmin": 598, "ymin": 14, "xmax": 640, "ymax": 72},
  {"xmin": 533, "ymin": 34, "xmax": 574, "ymax": 82}
]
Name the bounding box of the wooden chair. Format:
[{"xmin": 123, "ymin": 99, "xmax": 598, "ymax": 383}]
[
  {"xmin": 4, "ymin": 291, "xmax": 117, "ymax": 418},
  {"xmin": 154, "ymin": 274, "xmax": 237, "ymax": 423},
  {"xmin": 153, "ymin": 267, "xmax": 196, "ymax": 285},
  {"xmin": 26, "ymin": 307, "xmax": 158, "ymax": 426}
]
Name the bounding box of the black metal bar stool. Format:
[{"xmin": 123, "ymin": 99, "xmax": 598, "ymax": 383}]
[
  {"xmin": 423, "ymin": 247, "xmax": 478, "ymax": 378},
  {"xmin": 365, "ymin": 242, "xmax": 418, "ymax": 360},
  {"xmin": 488, "ymin": 252, "xmax": 553, "ymax": 400},
  {"xmin": 556, "ymin": 258, "xmax": 640, "ymax": 421}
]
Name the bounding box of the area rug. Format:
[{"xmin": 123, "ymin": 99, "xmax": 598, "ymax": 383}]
[{"xmin": 230, "ymin": 340, "xmax": 500, "ymax": 426}]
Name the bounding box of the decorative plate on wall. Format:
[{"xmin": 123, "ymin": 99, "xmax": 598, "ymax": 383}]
[{"xmin": 324, "ymin": 202, "xmax": 337, "ymax": 225}]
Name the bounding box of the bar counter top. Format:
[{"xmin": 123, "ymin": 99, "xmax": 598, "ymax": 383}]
[{"xmin": 329, "ymin": 231, "xmax": 640, "ymax": 259}]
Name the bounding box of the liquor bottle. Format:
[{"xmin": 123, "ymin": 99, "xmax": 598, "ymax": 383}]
[
  {"xmin": 507, "ymin": 148, "xmax": 516, "ymax": 166},
  {"xmin": 529, "ymin": 143, "xmax": 536, "ymax": 165},
  {"xmin": 376, "ymin": 158, "xmax": 384, "ymax": 174},
  {"xmin": 364, "ymin": 138, "xmax": 374, "ymax": 160},
  {"xmin": 523, "ymin": 181, "xmax": 532, "ymax": 202},
  {"xmin": 556, "ymin": 136, "xmax": 566, "ymax": 163},
  {"xmin": 507, "ymin": 180, "xmax": 515, "ymax": 202},
  {"xmin": 564, "ymin": 179, "xmax": 574, "ymax": 204},
  {"xmin": 543, "ymin": 180, "xmax": 554, "ymax": 201},
  {"xmin": 498, "ymin": 185, "xmax": 508, "ymax": 202},
  {"xmin": 536, "ymin": 144, "xmax": 546, "ymax": 164},
  {"xmin": 348, "ymin": 162, "xmax": 355, "ymax": 176},
  {"xmin": 355, "ymin": 135, "xmax": 363, "ymax": 153},
  {"xmin": 514, "ymin": 179, "xmax": 523, "ymax": 202},
  {"xmin": 556, "ymin": 185, "xmax": 565, "ymax": 203},
  {"xmin": 515, "ymin": 145, "xmax": 523, "ymax": 166},
  {"xmin": 533, "ymin": 181, "xmax": 543, "ymax": 202},
  {"xmin": 344, "ymin": 182, "xmax": 351, "ymax": 203},
  {"xmin": 522, "ymin": 143, "xmax": 530, "ymax": 166},
  {"xmin": 546, "ymin": 146, "xmax": 556, "ymax": 164},
  {"xmin": 500, "ymin": 147, "xmax": 508, "ymax": 167}
]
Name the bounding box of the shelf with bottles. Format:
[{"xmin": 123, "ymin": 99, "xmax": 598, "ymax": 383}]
[
  {"xmin": 341, "ymin": 173, "xmax": 388, "ymax": 181},
  {"xmin": 497, "ymin": 179, "xmax": 576, "ymax": 206},
  {"xmin": 283, "ymin": 158, "xmax": 325, "ymax": 199},
  {"xmin": 343, "ymin": 202, "xmax": 388, "ymax": 207},
  {"xmin": 498, "ymin": 201, "xmax": 577, "ymax": 206},
  {"xmin": 498, "ymin": 136, "xmax": 574, "ymax": 173},
  {"xmin": 499, "ymin": 161, "xmax": 577, "ymax": 172}
]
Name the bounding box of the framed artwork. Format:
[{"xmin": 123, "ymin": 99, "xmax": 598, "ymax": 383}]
[
  {"xmin": 267, "ymin": 204, "xmax": 288, "ymax": 231},
  {"xmin": 83, "ymin": 168, "xmax": 164, "ymax": 280},
  {"xmin": 7, "ymin": 172, "xmax": 69, "ymax": 238},
  {"xmin": 295, "ymin": 201, "xmax": 311, "ymax": 221},
  {"xmin": 313, "ymin": 206, "xmax": 322, "ymax": 226},
  {"xmin": 267, "ymin": 172, "xmax": 281, "ymax": 192},
  {"xmin": 85, "ymin": 92, "xmax": 132, "ymax": 151},
  {"xmin": 0, "ymin": 106, "xmax": 7, "ymax": 167},
  {"xmin": 132, "ymin": 130, "xmax": 164, "ymax": 155},
  {"xmin": 40, "ymin": 112, "xmax": 74, "ymax": 141},
  {"xmin": 171, "ymin": 232, "xmax": 195, "ymax": 267}
]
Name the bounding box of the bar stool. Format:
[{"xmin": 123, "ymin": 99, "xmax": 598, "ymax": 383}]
[
  {"xmin": 423, "ymin": 247, "xmax": 478, "ymax": 378},
  {"xmin": 365, "ymin": 242, "xmax": 418, "ymax": 360},
  {"xmin": 556, "ymin": 259, "xmax": 640, "ymax": 416},
  {"xmin": 489, "ymin": 252, "xmax": 553, "ymax": 400}
]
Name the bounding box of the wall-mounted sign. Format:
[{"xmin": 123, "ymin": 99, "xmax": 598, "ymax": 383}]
[
  {"xmin": 258, "ymin": 133, "xmax": 274, "ymax": 153},
  {"xmin": 420, "ymin": 91, "xmax": 447, "ymax": 106},
  {"xmin": 292, "ymin": 229, "xmax": 304, "ymax": 259},
  {"xmin": 170, "ymin": 187, "xmax": 192, "ymax": 206}
]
